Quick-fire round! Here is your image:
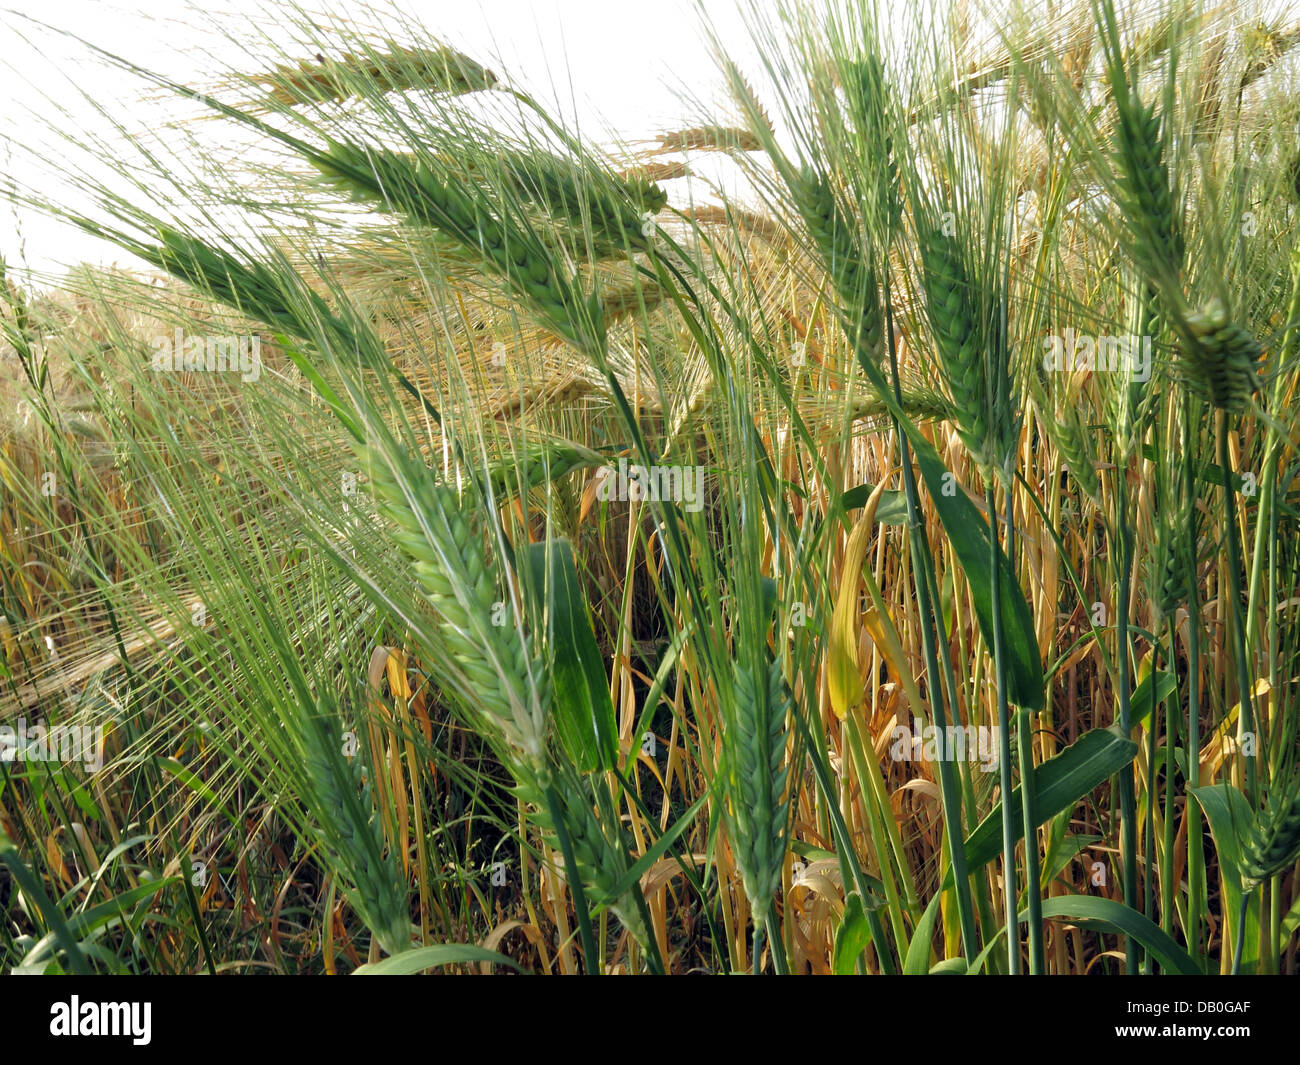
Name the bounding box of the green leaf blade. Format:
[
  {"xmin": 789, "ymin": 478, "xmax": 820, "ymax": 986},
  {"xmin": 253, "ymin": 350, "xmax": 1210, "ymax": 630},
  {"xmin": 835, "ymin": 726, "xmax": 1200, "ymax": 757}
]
[
  {"xmin": 525, "ymin": 539, "xmax": 619, "ymax": 771},
  {"xmin": 964, "ymin": 726, "xmax": 1138, "ymax": 871}
]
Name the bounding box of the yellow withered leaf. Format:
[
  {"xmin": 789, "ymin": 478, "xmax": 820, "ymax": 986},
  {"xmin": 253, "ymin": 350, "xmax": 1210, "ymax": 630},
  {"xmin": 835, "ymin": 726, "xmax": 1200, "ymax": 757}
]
[
  {"xmin": 1197, "ymin": 678, "xmax": 1272, "ymax": 786},
  {"xmin": 828, "ymin": 483, "xmax": 887, "ymax": 719}
]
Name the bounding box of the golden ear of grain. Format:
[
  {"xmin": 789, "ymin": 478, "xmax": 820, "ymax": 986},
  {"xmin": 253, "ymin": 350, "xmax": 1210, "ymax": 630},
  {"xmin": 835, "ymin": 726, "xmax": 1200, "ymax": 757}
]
[
  {"xmin": 598, "ymin": 275, "xmax": 667, "ymax": 325},
  {"xmin": 489, "ymin": 373, "xmax": 597, "ymax": 422},
  {"xmin": 1240, "ymin": 22, "xmax": 1300, "ymax": 90},
  {"xmin": 684, "ymin": 205, "xmax": 785, "ymax": 242},
  {"xmin": 655, "ymin": 126, "xmax": 762, "ymax": 154},
  {"xmin": 616, "ymin": 160, "xmax": 691, "ymax": 184}
]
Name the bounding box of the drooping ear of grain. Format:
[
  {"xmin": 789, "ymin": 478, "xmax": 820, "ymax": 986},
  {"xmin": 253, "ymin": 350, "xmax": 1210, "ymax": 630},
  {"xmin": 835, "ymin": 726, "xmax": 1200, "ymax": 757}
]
[
  {"xmin": 499, "ymin": 148, "xmax": 666, "ymax": 254},
  {"xmin": 145, "ymin": 224, "xmax": 392, "ymax": 372},
  {"xmin": 1242, "ymin": 775, "xmax": 1300, "ymax": 888},
  {"xmin": 1175, "ymin": 300, "xmax": 1262, "ymax": 413},
  {"xmin": 844, "ymin": 387, "xmax": 954, "ymax": 425},
  {"xmin": 1040, "ymin": 400, "xmax": 1101, "ymax": 506},
  {"xmin": 253, "ymin": 43, "xmax": 497, "ymax": 107},
  {"xmin": 311, "ymin": 141, "xmax": 598, "ymax": 351},
  {"xmin": 355, "ymin": 430, "xmax": 664, "ymax": 953}
]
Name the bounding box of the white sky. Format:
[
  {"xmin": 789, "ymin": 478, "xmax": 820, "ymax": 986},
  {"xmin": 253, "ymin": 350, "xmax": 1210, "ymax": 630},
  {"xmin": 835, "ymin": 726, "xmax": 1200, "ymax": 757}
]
[
  {"xmin": 0, "ymin": 0, "xmax": 782, "ymax": 281},
  {"xmin": 4, "ymin": 0, "xmax": 1295, "ymax": 284}
]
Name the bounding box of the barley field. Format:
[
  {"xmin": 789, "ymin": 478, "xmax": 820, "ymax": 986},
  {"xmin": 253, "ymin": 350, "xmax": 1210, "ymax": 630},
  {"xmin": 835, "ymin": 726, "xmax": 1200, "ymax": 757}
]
[{"xmin": 1, "ymin": 0, "xmax": 1299, "ymax": 979}]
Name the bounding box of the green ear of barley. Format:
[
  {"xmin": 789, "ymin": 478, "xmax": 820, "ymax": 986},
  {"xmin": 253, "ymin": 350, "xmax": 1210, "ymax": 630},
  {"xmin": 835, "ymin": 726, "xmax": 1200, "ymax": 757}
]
[
  {"xmin": 357, "ymin": 443, "xmax": 548, "ymax": 762},
  {"xmin": 1113, "ymin": 95, "xmax": 1184, "ymax": 279},
  {"xmin": 252, "ymin": 44, "xmax": 497, "ymax": 108},
  {"xmin": 1152, "ymin": 524, "xmax": 1188, "ymax": 619},
  {"xmin": 357, "ymin": 440, "xmax": 657, "ymax": 956},
  {"xmin": 301, "ymin": 709, "xmax": 411, "ymax": 956},
  {"xmin": 1241, "ymin": 776, "xmax": 1300, "ymax": 888},
  {"xmin": 842, "ymin": 55, "xmax": 902, "ymax": 232},
  {"xmin": 725, "ymin": 657, "xmax": 793, "ymax": 917},
  {"xmin": 1176, "ymin": 301, "xmax": 1263, "ymax": 413},
  {"xmin": 843, "ymin": 387, "xmax": 954, "ymax": 425},
  {"xmin": 512, "ymin": 767, "xmax": 652, "ymax": 949},
  {"xmin": 311, "ymin": 141, "xmax": 598, "ymax": 351},
  {"xmin": 1040, "ymin": 401, "xmax": 1101, "ymax": 506},
  {"xmin": 499, "ymin": 148, "xmax": 665, "ymax": 255},
  {"xmin": 144, "ymin": 225, "xmax": 392, "ymax": 374},
  {"xmin": 148, "ymin": 226, "xmax": 317, "ymax": 338},
  {"xmin": 790, "ymin": 168, "xmax": 884, "ymax": 364},
  {"xmin": 483, "ymin": 436, "xmax": 606, "ymax": 499},
  {"xmin": 918, "ymin": 223, "xmax": 990, "ymax": 462}
]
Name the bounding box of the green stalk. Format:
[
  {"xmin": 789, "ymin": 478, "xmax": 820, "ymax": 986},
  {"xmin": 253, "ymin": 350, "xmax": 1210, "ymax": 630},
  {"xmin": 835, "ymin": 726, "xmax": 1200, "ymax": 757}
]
[
  {"xmin": 790, "ymin": 704, "xmax": 897, "ymax": 973},
  {"xmin": 1115, "ymin": 483, "xmax": 1139, "ymax": 975},
  {"xmin": 1264, "ymin": 469, "xmax": 1282, "ymax": 973},
  {"xmin": 917, "ymin": 478, "xmax": 999, "ymax": 957},
  {"xmin": 1006, "ymin": 478, "xmax": 1044, "ymax": 974},
  {"xmin": 1232, "ymin": 891, "xmax": 1251, "ymax": 976},
  {"xmin": 883, "ymin": 284, "xmax": 980, "ymax": 962},
  {"xmin": 1183, "ymin": 396, "xmax": 1205, "ymax": 962},
  {"xmin": 845, "ymin": 713, "xmax": 916, "ymax": 947},
  {"xmin": 988, "ymin": 480, "xmax": 1021, "ymax": 973},
  {"xmin": 878, "ymin": 284, "xmax": 977, "ymax": 967},
  {"xmin": 1161, "ymin": 621, "xmax": 1177, "ymax": 950},
  {"xmin": 1218, "ymin": 412, "xmax": 1257, "ymax": 803},
  {"xmin": 1261, "ymin": 244, "xmax": 1300, "ymax": 971},
  {"xmin": 767, "ymin": 902, "xmax": 788, "ymax": 975},
  {"xmin": 1143, "ymin": 673, "xmax": 1156, "ymax": 974}
]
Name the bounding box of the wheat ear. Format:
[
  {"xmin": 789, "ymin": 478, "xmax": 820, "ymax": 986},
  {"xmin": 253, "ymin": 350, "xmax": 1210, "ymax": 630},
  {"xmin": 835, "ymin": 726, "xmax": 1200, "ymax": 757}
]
[
  {"xmin": 250, "ymin": 43, "xmax": 497, "ymax": 108},
  {"xmin": 1039, "ymin": 398, "xmax": 1101, "ymax": 506},
  {"xmin": 312, "ymin": 141, "xmax": 598, "ymax": 351}
]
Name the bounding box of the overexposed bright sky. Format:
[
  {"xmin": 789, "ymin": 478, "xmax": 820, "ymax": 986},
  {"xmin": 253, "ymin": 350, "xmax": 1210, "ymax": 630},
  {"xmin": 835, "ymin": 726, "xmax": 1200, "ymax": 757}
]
[
  {"xmin": 4, "ymin": 0, "xmax": 1295, "ymax": 283},
  {"xmin": 0, "ymin": 0, "xmax": 808, "ymax": 281}
]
